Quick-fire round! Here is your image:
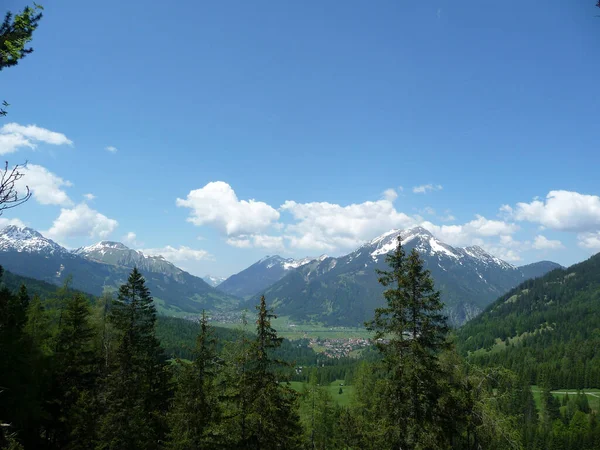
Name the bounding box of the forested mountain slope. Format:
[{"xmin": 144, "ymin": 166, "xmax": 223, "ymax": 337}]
[{"xmin": 457, "ymin": 252, "xmax": 600, "ymax": 389}]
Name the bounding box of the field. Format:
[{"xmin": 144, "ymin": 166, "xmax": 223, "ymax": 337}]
[
  {"xmin": 531, "ymin": 386, "xmax": 600, "ymax": 413},
  {"xmin": 289, "ymin": 379, "xmax": 355, "ymax": 407},
  {"xmin": 213, "ymin": 314, "xmax": 372, "ymax": 340}
]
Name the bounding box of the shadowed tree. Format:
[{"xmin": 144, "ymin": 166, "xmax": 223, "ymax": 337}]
[
  {"xmin": 168, "ymin": 311, "xmax": 223, "ymax": 449},
  {"xmin": 97, "ymin": 268, "xmax": 171, "ymax": 450}
]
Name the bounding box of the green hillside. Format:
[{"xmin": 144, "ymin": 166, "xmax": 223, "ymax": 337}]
[{"xmin": 457, "ymin": 252, "xmax": 600, "ymax": 389}]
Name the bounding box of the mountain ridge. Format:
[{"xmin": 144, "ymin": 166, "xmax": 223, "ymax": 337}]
[
  {"xmin": 242, "ymin": 226, "xmax": 562, "ymax": 326},
  {"xmin": 216, "ymin": 254, "xmax": 327, "ymax": 299},
  {"xmin": 0, "ymin": 226, "xmax": 240, "ymax": 315}
]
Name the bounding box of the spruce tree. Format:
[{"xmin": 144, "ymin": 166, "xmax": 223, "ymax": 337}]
[
  {"xmin": 97, "ymin": 268, "xmax": 171, "ymax": 450},
  {"xmin": 366, "ymin": 236, "xmax": 451, "ymax": 449},
  {"xmin": 231, "ymin": 296, "xmax": 302, "ymax": 449},
  {"xmin": 168, "ymin": 311, "xmax": 222, "ymax": 449},
  {"xmin": 0, "ymin": 281, "xmax": 35, "ymax": 447},
  {"xmin": 45, "ymin": 293, "xmax": 98, "ymax": 449}
]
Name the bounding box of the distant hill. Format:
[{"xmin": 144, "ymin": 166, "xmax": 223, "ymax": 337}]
[
  {"xmin": 456, "ymin": 252, "xmax": 600, "ymax": 389},
  {"xmin": 243, "ymin": 227, "xmax": 561, "ymax": 327},
  {"xmin": 0, "ymin": 226, "xmax": 240, "ymax": 315},
  {"xmin": 217, "ymin": 255, "xmax": 324, "ymax": 299},
  {"xmin": 0, "ymin": 265, "xmax": 93, "ymax": 301}
]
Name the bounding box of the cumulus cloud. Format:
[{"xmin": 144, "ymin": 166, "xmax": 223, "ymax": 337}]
[
  {"xmin": 532, "ymin": 235, "xmax": 564, "ymax": 250},
  {"xmin": 413, "ymin": 184, "xmax": 443, "ymax": 194},
  {"xmin": 509, "ymin": 190, "xmax": 600, "ymax": 232},
  {"xmin": 421, "ymin": 215, "xmax": 519, "ymax": 247},
  {"xmin": 84, "ymin": 193, "xmax": 96, "ymax": 201},
  {"xmin": 382, "ymin": 188, "xmax": 398, "ymax": 202},
  {"xmin": 177, "ymin": 181, "xmax": 280, "ymax": 236},
  {"xmin": 46, "ymin": 203, "xmax": 118, "ymax": 241},
  {"xmin": 17, "ymin": 164, "xmax": 73, "ymax": 206},
  {"xmin": 280, "ymin": 198, "xmax": 415, "ymax": 251},
  {"xmin": 0, "ymin": 217, "xmax": 26, "ymax": 228},
  {"xmin": 122, "ymin": 231, "xmax": 140, "ymax": 246},
  {"xmin": 0, "ymin": 123, "xmax": 72, "ymax": 154},
  {"xmin": 577, "ymin": 232, "xmax": 600, "ymax": 251},
  {"xmin": 227, "ymin": 234, "xmax": 285, "ymax": 250},
  {"xmin": 141, "ymin": 245, "xmax": 213, "ymax": 262},
  {"xmin": 105, "ymin": 145, "xmax": 118, "ymax": 153}
]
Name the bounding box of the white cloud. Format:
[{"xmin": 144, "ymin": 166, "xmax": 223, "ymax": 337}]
[
  {"xmin": 421, "ymin": 207, "xmax": 436, "ymax": 216},
  {"xmin": 510, "ymin": 190, "xmax": 600, "ymax": 232},
  {"xmin": 122, "ymin": 231, "xmax": 139, "ymax": 246},
  {"xmin": 441, "ymin": 214, "xmax": 456, "ymax": 222},
  {"xmin": 382, "ymin": 188, "xmax": 398, "ymax": 202},
  {"xmin": 0, "ymin": 133, "xmax": 35, "ymax": 154},
  {"xmin": 84, "ymin": 193, "xmax": 96, "ymax": 201},
  {"xmin": 46, "ymin": 203, "xmax": 118, "ymax": 241},
  {"xmin": 176, "ymin": 181, "xmax": 280, "ymax": 236},
  {"xmin": 0, "ymin": 217, "xmax": 26, "ymax": 228},
  {"xmin": 281, "ymin": 198, "xmax": 415, "ymax": 251},
  {"xmin": 413, "ymin": 184, "xmax": 443, "ymax": 194},
  {"xmin": 141, "ymin": 245, "xmax": 213, "ymax": 262},
  {"xmin": 0, "ymin": 123, "xmax": 72, "ymax": 154},
  {"xmin": 17, "ymin": 164, "xmax": 73, "ymax": 206},
  {"xmin": 227, "ymin": 234, "xmax": 285, "ymax": 250},
  {"xmin": 532, "ymin": 235, "xmax": 564, "ymax": 250},
  {"xmin": 577, "ymin": 232, "xmax": 600, "ymax": 251},
  {"xmin": 226, "ymin": 237, "xmax": 251, "ymax": 248},
  {"xmin": 421, "ymin": 215, "xmax": 518, "ymax": 247},
  {"xmin": 105, "ymin": 145, "xmax": 118, "ymax": 153}
]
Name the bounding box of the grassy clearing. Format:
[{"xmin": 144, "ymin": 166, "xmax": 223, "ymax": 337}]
[
  {"xmin": 270, "ymin": 316, "xmax": 372, "ymax": 340},
  {"xmin": 289, "ymin": 379, "xmax": 355, "ymax": 407},
  {"xmin": 531, "ymin": 386, "xmax": 600, "ymax": 413},
  {"xmin": 216, "ymin": 315, "xmax": 373, "ymax": 340}
]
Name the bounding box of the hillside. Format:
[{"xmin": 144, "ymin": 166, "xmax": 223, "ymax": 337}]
[
  {"xmin": 456, "ymin": 252, "xmax": 600, "ymax": 389},
  {"xmin": 246, "ymin": 227, "xmax": 561, "ymax": 326},
  {"xmin": 0, "ymin": 226, "xmax": 240, "ymax": 315},
  {"xmin": 217, "ymin": 255, "xmax": 322, "ymax": 299}
]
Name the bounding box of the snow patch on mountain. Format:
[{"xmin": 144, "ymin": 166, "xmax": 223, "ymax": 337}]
[
  {"xmin": 73, "ymin": 241, "xmax": 129, "ymax": 256},
  {"xmin": 0, "ymin": 225, "xmax": 67, "ymax": 255}
]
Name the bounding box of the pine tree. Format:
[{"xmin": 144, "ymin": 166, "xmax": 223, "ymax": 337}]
[
  {"xmin": 168, "ymin": 311, "xmax": 222, "ymax": 449},
  {"xmin": 366, "ymin": 236, "xmax": 451, "ymax": 449},
  {"xmin": 97, "ymin": 268, "xmax": 171, "ymax": 450},
  {"xmin": 45, "ymin": 293, "xmax": 98, "ymax": 449},
  {"xmin": 231, "ymin": 296, "xmax": 302, "ymax": 449},
  {"xmin": 0, "ymin": 280, "xmax": 34, "ymax": 446}
]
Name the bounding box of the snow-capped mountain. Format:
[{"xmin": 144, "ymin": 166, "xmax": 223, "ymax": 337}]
[
  {"xmin": 0, "ymin": 225, "xmax": 67, "ymax": 255},
  {"xmin": 217, "ymin": 254, "xmax": 326, "ymax": 299},
  {"xmin": 202, "ymin": 275, "xmax": 226, "ymax": 287},
  {"xmin": 247, "ymin": 226, "xmax": 561, "ymax": 326},
  {"xmin": 73, "ymin": 241, "xmax": 182, "ymax": 277},
  {"xmin": 0, "ymin": 226, "xmax": 240, "ymax": 314}
]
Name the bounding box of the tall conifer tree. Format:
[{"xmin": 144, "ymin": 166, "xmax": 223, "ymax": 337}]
[
  {"xmin": 168, "ymin": 311, "xmax": 222, "ymax": 449},
  {"xmin": 367, "ymin": 236, "xmax": 451, "ymax": 449},
  {"xmin": 97, "ymin": 268, "xmax": 170, "ymax": 450}
]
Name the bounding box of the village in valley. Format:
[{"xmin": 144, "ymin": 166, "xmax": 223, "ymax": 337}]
[{"xmin": 308, "ymin": 337, "xmax": 371, "ymax": 358}]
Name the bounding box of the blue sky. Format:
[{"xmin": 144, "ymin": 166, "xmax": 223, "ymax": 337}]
[{"xmin": 2, "ymin": 0, "xmax": 600, "ymax": 277}]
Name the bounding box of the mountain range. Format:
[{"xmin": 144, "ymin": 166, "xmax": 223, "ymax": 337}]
[
  {"xmin": 0, "ymin": 225, "xmax": 239, "ymax": 315},
  {"xmin": 0, "ymin": 225, "xmax": 562, "ymax": 326},
  {"xmin": 216, "ymin": 255, "xmax": 326, "ymax": 299},
  {"xmin": 234, "ymin": 227, "xmax": 562, "ymax": 326}
]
